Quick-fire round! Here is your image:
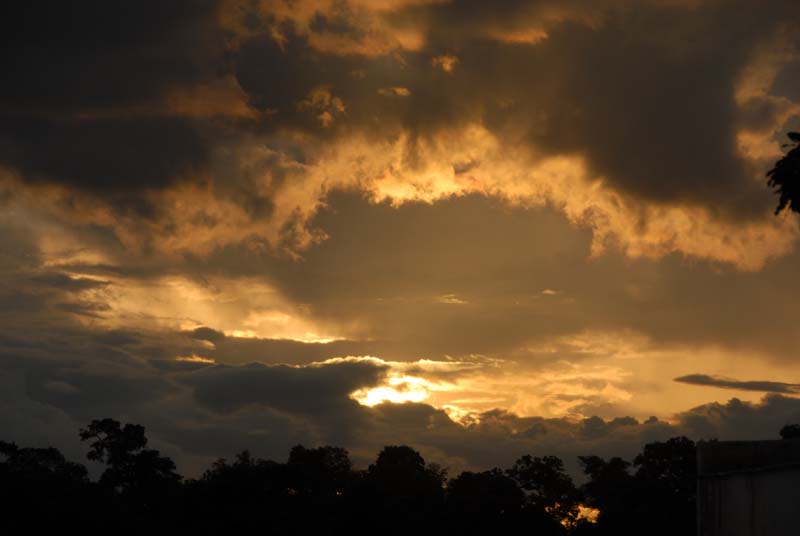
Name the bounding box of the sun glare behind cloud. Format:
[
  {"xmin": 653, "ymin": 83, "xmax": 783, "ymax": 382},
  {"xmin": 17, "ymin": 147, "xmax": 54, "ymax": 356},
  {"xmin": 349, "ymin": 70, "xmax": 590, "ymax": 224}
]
[{"xmin": 350, "ymin": 374, "xmax": 433, "ymax": 406}]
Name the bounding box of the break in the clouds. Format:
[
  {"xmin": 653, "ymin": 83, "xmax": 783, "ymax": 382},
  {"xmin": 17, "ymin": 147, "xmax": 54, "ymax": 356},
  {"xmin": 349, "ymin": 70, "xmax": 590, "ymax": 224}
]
[{"xmin": 2, "ymin": 0, "xmax": 800, "ymax": 474}]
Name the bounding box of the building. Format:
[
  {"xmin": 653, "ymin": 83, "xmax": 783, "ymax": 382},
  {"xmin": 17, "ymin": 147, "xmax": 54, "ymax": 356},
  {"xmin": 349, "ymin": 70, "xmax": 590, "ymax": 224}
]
[{"xmin": 697, "ymin": 439, "xmax": 800, "ymax": 536}]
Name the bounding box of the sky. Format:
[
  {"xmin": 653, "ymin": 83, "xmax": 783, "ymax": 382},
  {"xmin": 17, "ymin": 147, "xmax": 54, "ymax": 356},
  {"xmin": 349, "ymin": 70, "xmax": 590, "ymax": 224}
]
[{"xmin": 2, "ymin": 0, "xmax": 800, "ymax": 477}]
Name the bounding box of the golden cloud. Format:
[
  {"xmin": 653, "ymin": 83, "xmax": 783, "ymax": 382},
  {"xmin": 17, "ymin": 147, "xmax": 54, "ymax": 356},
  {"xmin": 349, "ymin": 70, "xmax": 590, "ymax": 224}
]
[{"xmin": 4, "ymin": 117, "xmax": 798, "ymax": 273}]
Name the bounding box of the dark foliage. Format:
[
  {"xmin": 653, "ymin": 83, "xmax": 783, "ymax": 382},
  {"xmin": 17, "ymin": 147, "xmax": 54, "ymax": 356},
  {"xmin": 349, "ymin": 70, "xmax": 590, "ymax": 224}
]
[
  {"xmin": 779, "ymin": 423, "xmax": 800, "ymax": 439},
  {"xmin": 0, "ymin": 439, "xmax": 94, "ymax": 532},
  {"xmin": 447, "ymin": 468, "xmax": 524, "ymax": 525},
  {"xmin": 507, "ymin": 454, "xmax": 582, "ymax": 523},
  {"xmin": 78, "ymin": 418, "xmax": 181, "ymax": 529},
  {"xmin": 767, "ymin": 132, "xmax": 800, "ymax": 214},
  {"xmin": 0, "ymin": 419, "xmax": 702, "ymax": 535},
  {"xmin": 578, "ymin": 436, "xmax": 697, "ymax": 536}
]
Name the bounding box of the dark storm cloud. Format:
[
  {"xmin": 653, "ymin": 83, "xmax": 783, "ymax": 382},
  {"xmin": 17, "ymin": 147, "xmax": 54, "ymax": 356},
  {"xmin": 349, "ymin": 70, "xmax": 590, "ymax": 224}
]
[
  {"xmin": 182, "ymin": 360, "xmax": 388, "ymax": 413},
  {"xmin": 24, "ymin": 362, "xmax": 172, "ymax": 419},
  {"xmin": 29, "ymin": 273, "xmax": 108, "ymax": 292},
  {"xmin": 410, "ymin": 0, "xmax": 798, "ymax": 215},
  {"xmin": 0, "ymin": 0, "xmax": 224, "ymax": 112},
  {"xmin": 93, "ymin": 329, "xmax": 143, "ymax": 347},
  {"xmin": 185, "ymin": 326, "xmax": 385, "ymax": 365},
  {"xmin": 678, "ymin": 395, "xmax": 800, "ymax": 440},
  {"xmin": 0, "ymin": 310, "xmax": 385, "ymax": 468},
  {"xmin": 675, "ymin": 374, "xmax": 800, "ymax": 394},
  {"xmin": 3, "ymin": 0, "xmax": 796, "ymax": 218},
  {"xmin": 772, "ymin": 59, "xmax": 800, "ymax": 102},
  {"xmin": 234, "ymin": 31, "xmax": 319, "ymax": 117},
  {"xmin": 148, "ymin": 406, "xmax": 314, "ymax": 464},
  {"xmin": 0, "ymin": 0, "xmax": 229, "ymax": 199},
  {"xmin": 226, "ymin": 0, "xmax": 799, "ymax": 215},
  {"xmin": 189, "ymin": 326, "xmax": 227, "ymax": 343},
  {"xmin": 207, "ymin": 337, "xmax": 390, "ymax": 365},
  {"xmin": 0, "ymin": 116, "xmax": 213, "ymax": 195},
  {"xmin": 1, "ymin": 269, "xmax": 113, "ymax": 325},
  {"xmin": 231, "ymin": 26, "xmax": 428, "ymax": 137}
]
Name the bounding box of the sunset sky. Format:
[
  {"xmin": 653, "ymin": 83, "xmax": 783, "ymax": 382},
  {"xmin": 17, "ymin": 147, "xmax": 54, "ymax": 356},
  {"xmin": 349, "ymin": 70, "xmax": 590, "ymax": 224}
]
[{"xmin": 2, "ymin": 0, "xmax": 800, "ymax": 477}]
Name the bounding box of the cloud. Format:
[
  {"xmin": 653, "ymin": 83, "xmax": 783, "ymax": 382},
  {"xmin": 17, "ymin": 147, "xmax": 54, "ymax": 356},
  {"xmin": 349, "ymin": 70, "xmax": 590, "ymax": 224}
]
[
  {"xmin": 677, "ymin": 395, "xmax": 800, "ymax": 440},
  {"xmin": 3, "ymin": 300, "xmax": 800, "ymax": 479},
  {"xmin": 674, "ymin": 373, "xmax": 800, "ymax": 394},
  {"xmin": 0, "ymin": 0, "xmax": 233, "ymax": 205},
  {"xmin": 29, "ymin": 273, "xmax": 109, "ymax": 293},
  {"xmin": 4, "ymin": 0, "xmax": 800, "ymax": 482},
  {"xmin": 1, "ymin": 1, "xmax": 225, "ymax": 111},
  {"xmin": 1, "ymin": 0, "xmax": 799, "ymax": 270},
  {"xmin": 377, "ymin": 87, "xmax": 412, "ymax": 97},
  {"xmin": 432, "ymin": 54, "xmax": 458, "ymax": 73},
  {"xmin": 182, "ymin": 358, "xmax": 389, "ymax": 413}
]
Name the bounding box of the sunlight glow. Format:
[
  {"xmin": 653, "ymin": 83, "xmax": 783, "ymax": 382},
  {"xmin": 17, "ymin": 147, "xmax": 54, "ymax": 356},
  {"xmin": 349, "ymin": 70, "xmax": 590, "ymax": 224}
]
[
  {"xmin": 441, "ymin": 404, "xmax": 478, "ymax": 425},
  {"xmin": 176, "ymin": 355, "xmax": 216, "ymax": 364},
  {"xmin": 351, "ymin": 374, "xmax": 436, "ymax": 406},
  {"xmin": 576, "ymin": 505, "xmax": 600, "ymax": 524}
]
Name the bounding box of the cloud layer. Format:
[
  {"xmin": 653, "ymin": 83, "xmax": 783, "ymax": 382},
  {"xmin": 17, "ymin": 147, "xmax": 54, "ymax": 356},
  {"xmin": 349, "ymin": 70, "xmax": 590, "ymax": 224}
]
[
  {"xmin": 2, "ymin": 0, "xmax": 799, "ymax": 268},
  {"xmin": 2, "ymin": 0, "xmax": 800, "ymax": 475}
]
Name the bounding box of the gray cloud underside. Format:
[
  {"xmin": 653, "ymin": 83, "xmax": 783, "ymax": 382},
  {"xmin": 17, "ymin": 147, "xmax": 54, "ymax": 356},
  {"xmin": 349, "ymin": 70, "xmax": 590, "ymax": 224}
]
[
  {"xmin": 3, "ymin": 312, "xmax": 800, "ymax": 479},
  {"xmin": 675, "ymin": 374, "xmax": 800, "ymax": 394}
]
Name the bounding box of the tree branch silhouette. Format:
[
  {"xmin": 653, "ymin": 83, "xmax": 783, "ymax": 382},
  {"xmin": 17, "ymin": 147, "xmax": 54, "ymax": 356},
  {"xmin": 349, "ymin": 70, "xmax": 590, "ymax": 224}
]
[{"xmin": 767, "ymin": 132, "xmax": 800, "ymax": 214}]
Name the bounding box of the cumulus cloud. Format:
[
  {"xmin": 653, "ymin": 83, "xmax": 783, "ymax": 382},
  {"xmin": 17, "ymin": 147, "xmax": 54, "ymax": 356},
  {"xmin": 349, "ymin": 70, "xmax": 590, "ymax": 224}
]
[{"xmin": 1, "ymin": 0, "xmax": 799, "ymax": 269}]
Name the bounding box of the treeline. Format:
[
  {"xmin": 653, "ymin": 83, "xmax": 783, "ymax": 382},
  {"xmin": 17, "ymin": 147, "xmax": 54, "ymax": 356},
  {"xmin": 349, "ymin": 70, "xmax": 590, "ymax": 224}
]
[{"xmin": 0, "ymin": 418, "xmax": 696, "ymax": 535}]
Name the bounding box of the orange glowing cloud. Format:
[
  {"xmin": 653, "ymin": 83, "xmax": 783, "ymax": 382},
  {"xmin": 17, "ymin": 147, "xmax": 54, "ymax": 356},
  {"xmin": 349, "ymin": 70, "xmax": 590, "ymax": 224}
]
[
  {"xmin": 220, "ymin": 0, "xmax": 439, "ymax": 57},
  {"xmin": 4, "ymin": 117, "xmax": 798, "ymax": 274}
]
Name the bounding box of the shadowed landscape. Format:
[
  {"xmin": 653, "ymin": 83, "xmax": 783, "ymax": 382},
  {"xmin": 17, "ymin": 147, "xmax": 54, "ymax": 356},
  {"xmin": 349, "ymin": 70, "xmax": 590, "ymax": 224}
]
[{"xmin": 2, "ymin": 418, "xmax": 702, "ymax": 535}]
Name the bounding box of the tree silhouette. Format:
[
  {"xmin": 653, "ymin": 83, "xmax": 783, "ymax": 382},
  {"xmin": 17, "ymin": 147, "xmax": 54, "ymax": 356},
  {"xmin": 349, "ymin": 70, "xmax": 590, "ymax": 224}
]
[
  {"xmin": 79, "ymin": 418, "xmax": 179, "ymax": 491},
  {"xmin": 579, "ymin": 455, "xmax": 634, "ymax": 528},
  {"xmin": 2, "ymin": 422, "xmax": 706, "ymax": 535},
  {"xmin": 632, "ymin": 437, "xmax": 696, "ymax": 536},
  {"xmin": 0, "ymin": 440, "xmax": 88, "ymax": 483},
  {"xmin": 633, "ymin": 436, "xmax": 695, "ymax": 493},
  {"xmin": 368, "ymin": 445, "xmax": 447, "ymax": 491},
  {"xmin": 0, "ymin": 440, "xmax": 92, "ymax": 531},
  {"xmin": 578, "ymin": 438, "xmax": 697, "ymax": 536},
  {"xmin": 446, "ymin": 469, "xmax": 525, "ymax": 531},
  {"xmin": 360, "ymin": 445, "xmax": 447, "ymax": 530},
  {"xmin": 186, "ymin": 450, "xmax": 291, "ymax": 532},
  {"xmin": 767, "ymin": 132, "xmax": 800, "ymax": 214},
  {"xmin": 779, "ymin": 423, "xmax": 800, "ymax": 439},
  {"xmin": 287, "ymin": 444, "xmax": 353, "ymax": 498},
  {"xmin": 507, "ymin": 454, "xmax": 581, "ymax": 524}
]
